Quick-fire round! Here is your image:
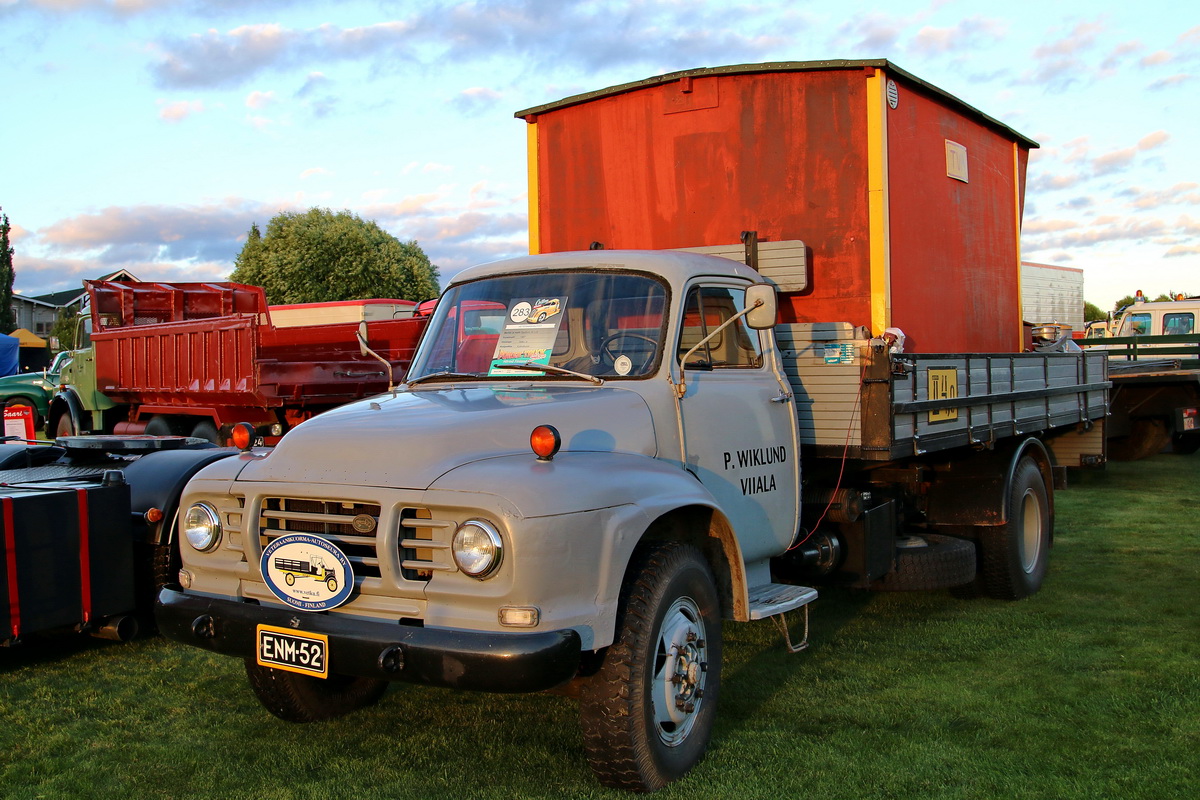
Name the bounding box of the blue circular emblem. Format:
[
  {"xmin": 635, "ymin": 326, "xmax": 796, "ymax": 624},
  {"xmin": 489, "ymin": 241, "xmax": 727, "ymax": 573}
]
[{"xmin": 260, "ymin": 533, "xmax": 354, "ymax": 611}]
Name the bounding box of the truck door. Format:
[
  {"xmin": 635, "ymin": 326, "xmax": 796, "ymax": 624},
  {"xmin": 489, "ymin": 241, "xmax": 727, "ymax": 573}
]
[{"xmin": 675, "ymin": 283, "xmax": 800, "ymax": 561}]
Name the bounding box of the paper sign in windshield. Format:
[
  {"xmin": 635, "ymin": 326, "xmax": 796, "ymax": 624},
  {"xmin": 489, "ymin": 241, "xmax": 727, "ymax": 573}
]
[{"xmin": 489, "ymin": 297, "xmax": 567, "ymax": 375}]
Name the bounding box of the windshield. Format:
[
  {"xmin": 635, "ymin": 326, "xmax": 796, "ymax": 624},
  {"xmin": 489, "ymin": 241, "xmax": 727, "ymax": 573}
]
[{"xmin": 407, "ymin": 271, "xmax": 668, "ymax": 382}]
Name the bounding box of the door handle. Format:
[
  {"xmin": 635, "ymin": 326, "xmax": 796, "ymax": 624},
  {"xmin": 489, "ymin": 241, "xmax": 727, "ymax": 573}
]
[{"xmin": 771, "ymin": 392, "xmax": 793, "ymax": 404}]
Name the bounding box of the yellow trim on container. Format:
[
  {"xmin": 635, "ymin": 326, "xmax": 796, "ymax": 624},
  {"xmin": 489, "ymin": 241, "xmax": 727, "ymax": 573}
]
[
  {"xmin": 526, "ymin": 121, "xmax": 540, "ymax": 255},
  {"xmin": 865, "ymin": 69, "xmax": 891, "ymax": 336},
  {"xmin": 1013, "ymin": 141, "xmax": 1024, "ymax": 350}
]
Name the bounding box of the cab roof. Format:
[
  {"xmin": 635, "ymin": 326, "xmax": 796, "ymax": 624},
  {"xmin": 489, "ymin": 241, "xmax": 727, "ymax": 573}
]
[{"xmin": 447, "ymin": 250, "xmax": 765, "ymax": 289}]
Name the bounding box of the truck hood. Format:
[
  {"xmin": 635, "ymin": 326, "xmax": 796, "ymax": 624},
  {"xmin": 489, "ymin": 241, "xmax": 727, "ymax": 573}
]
[{"xmin": 234, "ymin": 384, "xmax": 657, "ymax": 489}]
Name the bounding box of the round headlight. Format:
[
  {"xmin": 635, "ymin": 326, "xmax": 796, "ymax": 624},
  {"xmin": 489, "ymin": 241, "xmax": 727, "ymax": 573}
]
[
  {"xmin": 452, "ymin": 520, "xmax": 503, "ymax": 578},
  {"xmin": 183, "ymin": 503, "xmax": 222, "ymax": 552}
]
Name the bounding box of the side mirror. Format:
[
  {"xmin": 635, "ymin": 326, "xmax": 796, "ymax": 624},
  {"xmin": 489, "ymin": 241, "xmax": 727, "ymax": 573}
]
[
  {"xmin": 357, "ymin": 321, "xmax": 370, "ymax": 357},
  {"xmin": 744, "ymin": 284, "xmax": 777, "ymax": 329}
]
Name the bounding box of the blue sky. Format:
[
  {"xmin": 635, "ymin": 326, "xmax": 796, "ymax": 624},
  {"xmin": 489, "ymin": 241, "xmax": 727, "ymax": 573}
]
[{"xmin": 1, "ymin": 0, "xmax": 1196, "ymax": 310}]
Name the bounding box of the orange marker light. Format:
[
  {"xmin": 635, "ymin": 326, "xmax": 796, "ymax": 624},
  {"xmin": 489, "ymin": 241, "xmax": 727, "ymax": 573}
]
[
  {"xmin": 231, "ymin": 422, "xmax": 255, "ymax": 451},
  {"xmin": 530, "ymin": 425, "xmax": 561, "ymax": 461},
  {"xmin": 144, "ymin": 507, "xmax": 164, "ymax": 523}
]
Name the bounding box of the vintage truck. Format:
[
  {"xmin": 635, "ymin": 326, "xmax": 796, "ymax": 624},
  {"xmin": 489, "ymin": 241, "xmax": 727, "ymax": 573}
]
[
  {"xmin": 157, "ymin": 61, "xmax": 1109, "ymax": 791},
  {"xmin": 49, "ymin": 280, "xmax": 427, "ymax": 445}
]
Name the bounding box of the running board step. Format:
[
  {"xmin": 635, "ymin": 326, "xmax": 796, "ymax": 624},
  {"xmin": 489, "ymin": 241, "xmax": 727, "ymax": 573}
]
[
  {"xmin": 747, "ymin": 583, "xmax": 817, "ymax": 620},
  {"xmin": 748, "ymin": 583, "xmax": 817, "ymax": 654}
]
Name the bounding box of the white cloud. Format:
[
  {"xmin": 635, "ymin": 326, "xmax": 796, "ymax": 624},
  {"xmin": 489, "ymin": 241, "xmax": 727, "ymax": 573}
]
[
  {"xmin": 245, "ymin": 90, "xmax": 275, "ymax": 109},
  {"xmin": 1139, "ymin": 50, "xmax": 1173, "ymax": 67},
  {"xmin": 1148, "ymin": 74, "xmax": 1194, "ymax": 90},
  {"xmin": 157, "ymin": 98, "xmax": 204, "ymax": 121}
]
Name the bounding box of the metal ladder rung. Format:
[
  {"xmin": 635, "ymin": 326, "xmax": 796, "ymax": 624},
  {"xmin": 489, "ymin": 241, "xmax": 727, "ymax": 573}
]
[{"xmin": 771, "ymin": 606, "xmax": 811, "ymax": 654}]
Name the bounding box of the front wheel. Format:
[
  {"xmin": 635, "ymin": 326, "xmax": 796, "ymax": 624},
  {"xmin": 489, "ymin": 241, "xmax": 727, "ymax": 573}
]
[
  {"xmin": 579, "ymin": 542, "xmax": 722, "ymax": 792},
  {"xmin": 977, "ymin": 457, "xmax": 1051, "ymax": 600},
  {"xmin": 244, "ymin": 661, "xmax": 388, "ymax": 723},
  {"xmin": 53, "ymin": 412, "xmax": 77, "ymax": 437}
]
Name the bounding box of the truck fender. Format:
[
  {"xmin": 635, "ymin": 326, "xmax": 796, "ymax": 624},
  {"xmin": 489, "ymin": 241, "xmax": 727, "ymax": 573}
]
[
  {"xmin": 922, "ymin": 436, "xmax": 1054, "ymax": 529},
  {"xmin": 47, "ymin": 388, "xmax": 86, "ymax": 436},
  {"xmin": 431, "ymin": 451, "xmax": 751, "ymax": 628},
  {"xmin": 119, "ymin": 448, "xmax": 240, "ymax": 547}
]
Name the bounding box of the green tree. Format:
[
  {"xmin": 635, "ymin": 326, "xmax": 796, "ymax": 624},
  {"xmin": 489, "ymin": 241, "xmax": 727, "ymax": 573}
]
[
  {"xmin": 49, "ymin": 306, "xmax": 79, "ymax": 351},
  {"xmin": 0, "ymin": 207, "xmax": 16, "ymax": 334},
  {"xmin": 1084, "ymin": 301, "xmax": 1105, "ymax": 322},
  {"xmin": 230, "ymin": 209, "xmax": 440, "ymax": 304}
]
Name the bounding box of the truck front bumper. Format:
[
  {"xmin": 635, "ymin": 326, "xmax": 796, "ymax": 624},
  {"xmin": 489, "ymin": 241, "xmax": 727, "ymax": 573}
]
[{"xmin": 156, "ymin": 588, "xmax": 582, "ymax": 693}]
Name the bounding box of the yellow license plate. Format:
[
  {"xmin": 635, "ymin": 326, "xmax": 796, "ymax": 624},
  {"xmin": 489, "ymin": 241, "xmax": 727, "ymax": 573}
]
[{"xmin": 256, "ymin": 624, "xmax": 329, "ymax": 678}]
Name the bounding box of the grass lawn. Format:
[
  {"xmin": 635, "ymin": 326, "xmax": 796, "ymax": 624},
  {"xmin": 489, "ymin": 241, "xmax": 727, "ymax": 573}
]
[{"xmin": 1, "ymin": 454, "xmax": 1196, "ymax": 799}]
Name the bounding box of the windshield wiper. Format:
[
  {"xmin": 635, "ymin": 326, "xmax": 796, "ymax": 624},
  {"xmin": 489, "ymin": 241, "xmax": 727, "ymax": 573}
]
[
  {"xmin": 405, "ymin": 370, "xmax": 481, "ymax": 386},
  {"xmin": 509, "ymin": 362, "xmax": 604, "ymax": 385}
]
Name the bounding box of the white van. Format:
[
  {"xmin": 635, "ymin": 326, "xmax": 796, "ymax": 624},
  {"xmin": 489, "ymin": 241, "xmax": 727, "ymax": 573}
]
[{"xmin": 1114, "ymin": 296, "xmax": 1199, "ymax": 337}]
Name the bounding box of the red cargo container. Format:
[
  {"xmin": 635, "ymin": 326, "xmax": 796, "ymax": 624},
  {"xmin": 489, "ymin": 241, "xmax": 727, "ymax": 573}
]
[
  {"xmin": 56, "ymin": 281, "xmax": 427, "ymax": 443},
  {"xmin": 517, "ymin": 59, "xmax": 1036, "ymax": 353}
]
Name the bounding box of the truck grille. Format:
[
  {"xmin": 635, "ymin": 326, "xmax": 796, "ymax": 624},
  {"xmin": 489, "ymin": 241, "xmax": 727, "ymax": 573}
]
[
  {"xmin": 255, "ymin": 498, "xmax": 452, "ymax": 582},
  {"xmin": 258, "ymin": 498, "xmax": 383, "ymax": 578}
]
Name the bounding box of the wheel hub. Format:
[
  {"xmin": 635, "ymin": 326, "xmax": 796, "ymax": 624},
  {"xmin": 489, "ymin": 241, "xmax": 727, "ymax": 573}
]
[{"xmin": 653, "ymin": 597, "xmax": 708, "ymax": 746}]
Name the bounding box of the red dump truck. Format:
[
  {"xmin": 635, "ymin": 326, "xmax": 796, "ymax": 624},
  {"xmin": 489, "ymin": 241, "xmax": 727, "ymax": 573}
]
[{"xmin": 48, "ymin": 281, "xmax": 428, "ymax": 445}]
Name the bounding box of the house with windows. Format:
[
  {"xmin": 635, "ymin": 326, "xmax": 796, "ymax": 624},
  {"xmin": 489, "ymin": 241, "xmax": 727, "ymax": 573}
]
[{"xmin": 11, "ymin": 269, "xmax": 140, "ymax": 345}]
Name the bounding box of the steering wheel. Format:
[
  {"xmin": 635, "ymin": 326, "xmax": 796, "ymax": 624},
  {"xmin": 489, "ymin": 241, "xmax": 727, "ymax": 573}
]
[{"xmin": 599, "ymin": 332, "xmax": 657, "ymax": 373}]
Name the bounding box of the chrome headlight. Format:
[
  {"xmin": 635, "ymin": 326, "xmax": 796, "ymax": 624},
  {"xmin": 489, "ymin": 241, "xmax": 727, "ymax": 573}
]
[
  {"xmin": 452, "ymin": 519, "xmax": 503, "ymax": 578},
  {"xmin": 183, "ymin": 503, "xmax": 222, "ymax": 552}
]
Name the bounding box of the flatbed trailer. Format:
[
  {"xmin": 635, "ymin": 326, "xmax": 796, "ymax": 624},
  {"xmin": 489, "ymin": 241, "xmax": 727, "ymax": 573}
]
[{"xmin": 1080, "ymin": 332, "xmax": 1200, "ymax": 458}]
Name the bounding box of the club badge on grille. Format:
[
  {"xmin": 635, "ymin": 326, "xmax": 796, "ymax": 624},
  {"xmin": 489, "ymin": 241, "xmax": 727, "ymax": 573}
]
[{"xmin": 261, "ymin": 533, "xmax": 354, "ymax": 611}]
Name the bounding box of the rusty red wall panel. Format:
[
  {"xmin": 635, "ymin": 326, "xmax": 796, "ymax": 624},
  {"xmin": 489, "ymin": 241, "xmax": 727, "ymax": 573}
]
[
  {"xmin": 527, "ymin": 63, "xmax": 1034, "ymax": 354},
  {"xmin": 534, "ymin": 70, "xmax": 875, "ymax": 329},
  {"xmin": 885, "ymin": 82, "xmax": 1023, "ymax": 353}
]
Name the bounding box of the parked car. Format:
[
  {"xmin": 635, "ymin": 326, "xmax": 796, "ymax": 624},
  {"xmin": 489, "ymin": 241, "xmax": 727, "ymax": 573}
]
[{"xmin": 0, "ymin": 350, "xmax": 72, "ymax": 430}]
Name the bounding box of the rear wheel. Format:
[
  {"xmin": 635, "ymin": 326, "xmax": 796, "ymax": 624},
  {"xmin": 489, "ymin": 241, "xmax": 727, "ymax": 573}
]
[
  {"xmin": 144, "ymin": 415, "xmax": 175, "ymax": 436},
  {"xmin": 1109, "ymin": 418, "xmax": 1171, "ymax": 460},
  {"xmin": 977, "ymin": 457, "xmax": 1051, "ymax": 600},
  {"xmin": 190, "ymin": 420, "xmax": 222, "ymax": 445},
  {"xmin": 244, "ymin": 661, "xmax": 388, "ymax": 723},
  {"xmin": 1171, "ymin": 433, "xmax": 1200, "ymax": 454},
  {"xmin": 579, "ymin": 542, "xmax": 722, "ymax": 792}
]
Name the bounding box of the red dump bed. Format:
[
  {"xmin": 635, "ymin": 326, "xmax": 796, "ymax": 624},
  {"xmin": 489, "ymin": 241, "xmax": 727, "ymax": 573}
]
[{"xmin": 86, "ymin": 281, "xmax": 426, "ymax": 414}]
